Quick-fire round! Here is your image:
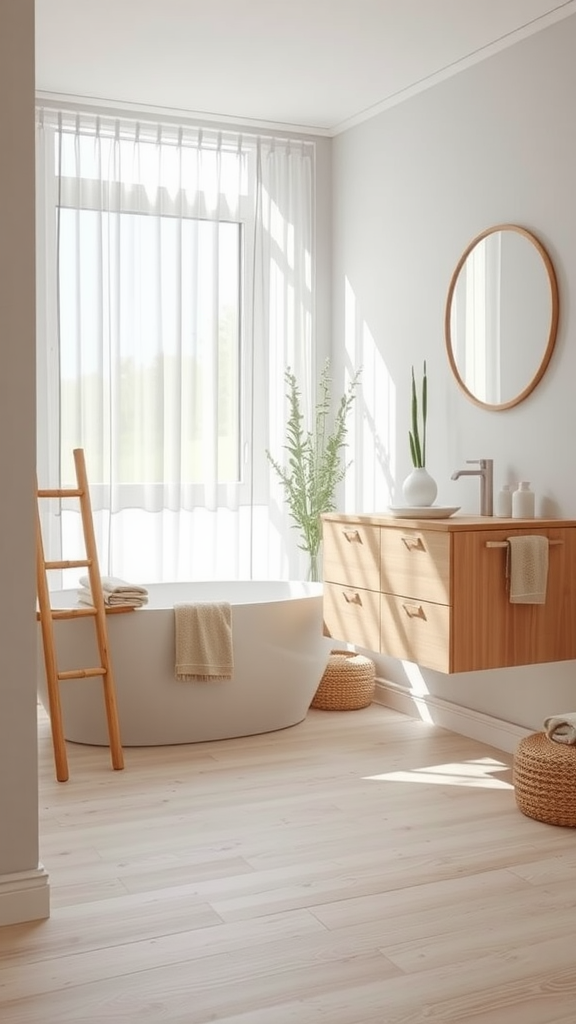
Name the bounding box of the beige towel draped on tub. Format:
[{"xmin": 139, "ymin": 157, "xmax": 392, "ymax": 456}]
[
  {"xmin": 506, "ymin": 536, "xmax": 549, "ymax": 604},
  {"xmin": 174, "ymin": 602, "xmax": 233, "ymax": 681}
]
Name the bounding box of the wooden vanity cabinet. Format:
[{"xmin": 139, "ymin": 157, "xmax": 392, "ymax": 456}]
[
  {"xmin": 322, "ymin": 514, "xmax": 576, "ymax": 673},
  {"xmin": 322, "ymin": 520, "xmax": 381, "ymax": 654}
]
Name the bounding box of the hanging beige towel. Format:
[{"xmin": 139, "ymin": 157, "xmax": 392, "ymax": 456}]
[
  {"xmin": 506, "ymin": 536, "xmax": 549, "ymax": 604},
  {"xmin": 543, "ymin": 712, "xmax": 576, "ymax": 745},
  {"xmin": 174, "ymin": 602, "xmax": 233, "ymax": 681}
]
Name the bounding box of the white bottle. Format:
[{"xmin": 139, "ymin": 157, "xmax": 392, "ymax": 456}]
[
  {"xmin": 495, "ymin": 484, "xmax": 513, "ymax": 518},
  {"xmin": 512, "ymin": 481, "xmax": 535, "ymax": 518}
]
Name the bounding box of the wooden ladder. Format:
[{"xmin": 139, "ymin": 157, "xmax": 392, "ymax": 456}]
[{"xmin": 36, "ymin": 448, "xmax": 125, "ymax": 782}]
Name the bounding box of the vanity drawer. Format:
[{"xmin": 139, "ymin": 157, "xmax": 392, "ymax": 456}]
[
  {"xmin": 323, "ymin": 582, "xmax": 380, "ymax": 652},
  {"xmin": 380, "ymin": 528, "xmax": 451, "ymax": 604},
  {"xmin": 323, "ymin": 521, "xmax": 380, "ymax": 590},
  {"xmin": 381, "ymin": 593, "xmax": 451, "ymax": 673}
]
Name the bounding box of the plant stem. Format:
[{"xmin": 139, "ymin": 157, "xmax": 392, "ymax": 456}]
[
  {"xmin": 409, "ymin": 361, "xmax": 427, "ymax": 468},
  {"xmin": 266, "ymin": 361, "xmax": 361, "ymax": 574}
]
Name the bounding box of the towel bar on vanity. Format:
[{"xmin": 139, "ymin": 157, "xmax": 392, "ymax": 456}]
[{"xmin": 485, "ymin": 539, "xmax": 563, "ymax": 548}]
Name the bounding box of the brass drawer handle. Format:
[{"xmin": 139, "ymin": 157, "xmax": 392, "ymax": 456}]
[
  {"xmin": 343, "ymin": 529, "xmax": 361, "ymax": 543},
  {"xmin": 342, "ymin": 590, "xmax": 362, "ymax": 605},
  {"xmin": 402, "ymin": 602, "xmax": 426, "ymax": 620},
  {"xmin": 401, "ymin": 535, "xmax": 426, "ymax": 552}
]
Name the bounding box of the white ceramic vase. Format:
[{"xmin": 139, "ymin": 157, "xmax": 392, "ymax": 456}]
[{"xmin": 402, "ymin": 467, "xmax": 438, "ymax": 507}]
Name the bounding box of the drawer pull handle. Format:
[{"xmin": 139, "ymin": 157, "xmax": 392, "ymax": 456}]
[
  {"xmin": 402, "ymin": 602, "xmax": 426, "ymax": 620},
  {"xmin": 343, "ymin": 529, "xmax": 361, "ymax": 543},
  {"xmin": 401, "ymin": 535, "xmax": 426, "ymax": 552},
  {"xmin": 342, "ymin": 590, "xmax": 362, "ymax": 605},
  {"xmin": 485, "ymin": 539, "xmax": 563, "ymax": 549}
]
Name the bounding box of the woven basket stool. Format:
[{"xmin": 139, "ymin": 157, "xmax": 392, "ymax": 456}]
[
  {"xmin": 513, "ymin": 731, "xmax": 576, "ymax": 827},
  {"xmin": 310, "ymin": 650, "xmax": 375, "ymax": 711}
]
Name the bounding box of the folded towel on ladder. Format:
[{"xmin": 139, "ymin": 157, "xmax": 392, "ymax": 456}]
[
  {"xmin": 78, "ymin": 575, "xmax": 149, "ymax": 607},
  {"xmin": 506, "ymin": 536, "xmax": 549, "ymax": 604},
  {"xmin": 174, "ymin": 602, "xmax": 233, "ymax": 681},
  {"xmin": 543, "ymin": 712, "xmax": 576, "ymax": 745}
]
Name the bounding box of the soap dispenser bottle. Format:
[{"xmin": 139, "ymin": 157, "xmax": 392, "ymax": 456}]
[
  {"xmin": 495, "ymin": 484, "xmax": 513, "ymax": 518},
  {"xmin": 512, "ymin": 481, "xmax": 535, "ymax": 518}
]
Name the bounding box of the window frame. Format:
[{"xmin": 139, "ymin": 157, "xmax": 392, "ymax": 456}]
[{"xmin": 44, "ymin": 127, "xmax": 260, "ymax": 509}]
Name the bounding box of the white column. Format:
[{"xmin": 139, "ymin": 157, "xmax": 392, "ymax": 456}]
[{"xmin": 0, "ymin": 0, "xmax": 49, "ymax": 925}]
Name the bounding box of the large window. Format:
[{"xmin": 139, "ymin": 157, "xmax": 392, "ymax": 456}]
[
  {"xmin": 37, "ymin": 110, "xmax": 316, "ymax": 582},
  {"xmin": 53, "ymin": 124, "xmax": 252, "ymax": 505},
  {"xmin": 59, "ymin": 210, "xmax": 242, "ymax": 490}
]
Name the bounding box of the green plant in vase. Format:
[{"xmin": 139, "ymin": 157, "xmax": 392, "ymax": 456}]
[
  {"xmin": 266, "ymin": 361, "xmax": 361, "ymax": 581},
  {"xmin": 409, "ymin": 360, "xmax": 427, "ymax": 468},
  {"xmin": 403, "ymin": 360, "xmax": 437, "ymax": 506}
]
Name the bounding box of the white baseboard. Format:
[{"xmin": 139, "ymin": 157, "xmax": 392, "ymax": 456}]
[
  {"xmin": 374, "ymin": 679, "xmax": 531, "ymax": 754},
  {"xmin": 0, "ymin": 865, "xmax": 50, "ymax": 926}
]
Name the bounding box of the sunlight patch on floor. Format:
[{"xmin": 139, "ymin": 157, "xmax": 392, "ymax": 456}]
[{"xmin": 364, "ymin": 757, "xmax": 514, "ymax": 789}]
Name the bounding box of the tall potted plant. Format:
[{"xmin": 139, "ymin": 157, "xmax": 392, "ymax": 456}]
[{"xmin": 267, "ymin": 361, "xmax": 361, "ymax": 581}]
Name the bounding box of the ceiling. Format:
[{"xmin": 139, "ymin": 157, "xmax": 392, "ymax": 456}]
[{"xmin": 35, "ymin": 0, "xmax": 576, "ymax": 135}]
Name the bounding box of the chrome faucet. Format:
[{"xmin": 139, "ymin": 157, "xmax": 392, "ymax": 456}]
[{"xmin": 451, "ymin": 458, "xmax": 494, "ymax": 516}]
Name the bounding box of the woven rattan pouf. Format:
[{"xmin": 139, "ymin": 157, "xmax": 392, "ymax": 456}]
[
  {"xmin": 513, "ymin": 731, "xmax": 576, "ymax": 827},
  {"xmin": 310, "ymin": 650, "xmax": 375, "ymax": 711}
]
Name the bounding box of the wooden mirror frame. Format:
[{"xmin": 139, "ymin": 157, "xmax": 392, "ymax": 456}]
[{"xmin": 444, "ymin": 224, "xmax": 559, "ymax": 411}]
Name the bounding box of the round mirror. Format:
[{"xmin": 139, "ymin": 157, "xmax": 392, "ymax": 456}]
[{"xmin": 445, "ymin": 224, "xmax": 559, "ymax": 410}]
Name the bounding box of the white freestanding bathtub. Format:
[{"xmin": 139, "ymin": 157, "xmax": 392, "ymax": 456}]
[{"xmin": 37, "ymin": 581, "xmax": 331, "ymax": 746}]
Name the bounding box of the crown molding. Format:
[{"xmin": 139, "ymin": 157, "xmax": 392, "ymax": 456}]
[{"xmin": 331, "ymin": 1, "xmax": 576, "ymax": 136}]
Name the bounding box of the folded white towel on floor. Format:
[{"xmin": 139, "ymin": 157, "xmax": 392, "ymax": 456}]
[
  {"xmin": 77, "ymin": 586, "xmax": 148, "ymax": 608},
  {"xmin": 174, "ymin": 602, "xmax": 233, "ymax": 681},
  {"xmin": 543, "ymin": 712, "xmax": 576, "ymax": 745},
  {"xmin": 506, "ymin": 536, "xmax": 549, "ymax": 604}
]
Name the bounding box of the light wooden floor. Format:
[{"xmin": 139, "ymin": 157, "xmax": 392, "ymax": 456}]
[{"xmin": 1, "ymin": 704, "xmax": 575, "ymax": 1023}]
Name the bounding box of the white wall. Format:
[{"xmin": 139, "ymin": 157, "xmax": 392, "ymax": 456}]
[
  {"xmin": 332, "ymin": 15, "xmax": 576, "ymax": 732},
  {"xmin": 0, "ymin": 2, "xmax": 49, "ymax": 923}
]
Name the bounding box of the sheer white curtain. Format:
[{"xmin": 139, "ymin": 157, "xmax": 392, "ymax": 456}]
[{"xmin": 36, "ymin": 108, "xmax": 315, "ymax": 584}]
